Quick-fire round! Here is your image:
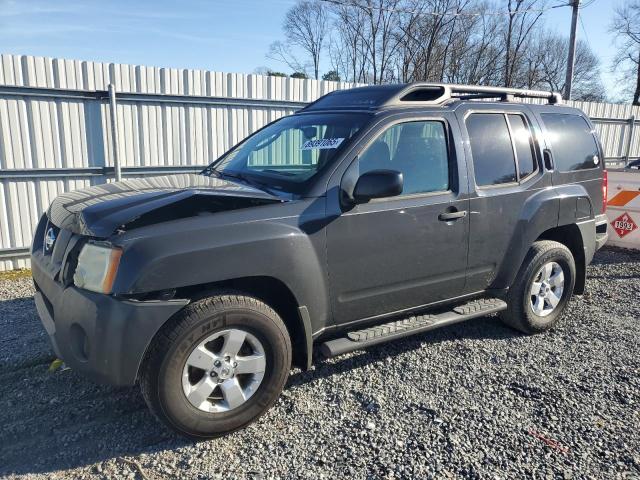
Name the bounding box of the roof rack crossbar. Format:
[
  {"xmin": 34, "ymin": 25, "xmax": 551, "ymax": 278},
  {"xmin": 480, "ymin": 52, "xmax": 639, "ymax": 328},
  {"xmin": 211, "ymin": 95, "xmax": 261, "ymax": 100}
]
[{"xmin": 453, "ymin": 93, "xmax": 510, "ymax": 101}]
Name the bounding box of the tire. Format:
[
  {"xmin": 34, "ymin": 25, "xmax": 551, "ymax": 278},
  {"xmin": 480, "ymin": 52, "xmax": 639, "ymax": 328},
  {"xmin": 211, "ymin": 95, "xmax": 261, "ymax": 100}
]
[
  {"xmin": 500, "ymin": 240, "xmax": 576, "ymax": 334},
  {"xmin": 139, "ymin": 292, "xmax": 291, "ymax": 439}
]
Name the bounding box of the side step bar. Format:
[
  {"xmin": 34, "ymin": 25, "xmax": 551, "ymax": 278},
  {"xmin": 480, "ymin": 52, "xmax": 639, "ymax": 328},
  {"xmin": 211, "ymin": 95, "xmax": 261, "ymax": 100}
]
[{"xmin": 320, "ymin": 298, "xmax": 507, "ymax": 358}]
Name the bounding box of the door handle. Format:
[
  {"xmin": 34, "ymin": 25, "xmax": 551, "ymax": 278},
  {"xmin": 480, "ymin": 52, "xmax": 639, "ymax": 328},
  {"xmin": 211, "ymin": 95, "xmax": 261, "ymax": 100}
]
[
  {"xmin": 543, "ymin": 148, "xmax": 554, "ymax": 171},
  {"xmin": 438, "ymin": 210, "xmax": 467, "ymax": 221}
]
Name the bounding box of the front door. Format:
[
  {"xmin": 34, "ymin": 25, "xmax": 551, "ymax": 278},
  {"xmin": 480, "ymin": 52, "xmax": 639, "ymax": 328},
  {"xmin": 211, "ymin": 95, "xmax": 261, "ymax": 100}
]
[{"xmin": 326, "ymin": 115, "xmax": 469, "ymax": 325}]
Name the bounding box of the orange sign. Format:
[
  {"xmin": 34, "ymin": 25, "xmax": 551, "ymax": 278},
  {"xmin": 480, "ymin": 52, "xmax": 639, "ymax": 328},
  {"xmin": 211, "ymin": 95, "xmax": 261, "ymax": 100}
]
[{"xmin": 608, "ymin": 190, "xmax": 640, "ymax": 207}]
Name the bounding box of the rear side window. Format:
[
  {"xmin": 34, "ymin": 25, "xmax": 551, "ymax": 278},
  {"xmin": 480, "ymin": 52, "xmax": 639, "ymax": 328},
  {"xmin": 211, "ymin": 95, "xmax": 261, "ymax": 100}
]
[
  {"xmin": 541, "ymin": 113, "xmax": 600, "ymax": 171},
  {"xmin": 466, "ymin": 113, "xmax": 517, "ymax": 186}
]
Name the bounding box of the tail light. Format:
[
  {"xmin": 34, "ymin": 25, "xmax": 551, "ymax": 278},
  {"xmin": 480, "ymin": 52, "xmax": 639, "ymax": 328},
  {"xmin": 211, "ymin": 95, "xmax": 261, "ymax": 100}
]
[{"xmin": 602, "ymin": 170, "xmax": 608, "ymax": 213}]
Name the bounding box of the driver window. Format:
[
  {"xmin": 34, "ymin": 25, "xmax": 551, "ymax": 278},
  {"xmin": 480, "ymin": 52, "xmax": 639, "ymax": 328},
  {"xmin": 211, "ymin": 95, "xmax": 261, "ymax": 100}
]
[{"xmin": 359, "ymin": 120, "xmax": 449, "ymax": 196}]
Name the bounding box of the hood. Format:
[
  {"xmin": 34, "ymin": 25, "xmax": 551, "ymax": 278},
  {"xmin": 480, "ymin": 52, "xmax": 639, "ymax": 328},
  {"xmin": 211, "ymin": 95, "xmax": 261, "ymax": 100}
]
[{"xmin": 47, "ymin": 173, "xmax": 284, "ymax": 237}]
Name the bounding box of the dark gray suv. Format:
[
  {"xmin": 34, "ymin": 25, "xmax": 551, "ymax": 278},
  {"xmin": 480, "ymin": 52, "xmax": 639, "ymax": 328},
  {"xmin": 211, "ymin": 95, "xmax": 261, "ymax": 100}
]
[{"xmin": 31, "ymin": 83, "xmax": 609, "ymax": 438}]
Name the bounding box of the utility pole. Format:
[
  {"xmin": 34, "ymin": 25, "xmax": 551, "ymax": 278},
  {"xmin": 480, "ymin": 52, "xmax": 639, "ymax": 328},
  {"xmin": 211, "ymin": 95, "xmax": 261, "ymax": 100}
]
[{"xmin": 564, "ymin": 0, "xmax": 580, "ymax": 101}]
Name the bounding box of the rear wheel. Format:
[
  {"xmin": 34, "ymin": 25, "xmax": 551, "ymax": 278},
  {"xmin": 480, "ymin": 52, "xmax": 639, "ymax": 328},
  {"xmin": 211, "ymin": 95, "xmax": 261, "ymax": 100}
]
[
  {"xmin": 500, "ymin": 240, "xmax": 576, "ymax": 334},
  {"xmin": 140, "ymin": 292, "xmax": 291, "ymax": 439}
]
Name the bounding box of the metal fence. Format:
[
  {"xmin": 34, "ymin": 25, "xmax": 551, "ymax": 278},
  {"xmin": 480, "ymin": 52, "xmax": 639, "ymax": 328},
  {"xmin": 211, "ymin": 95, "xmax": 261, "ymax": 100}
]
[
  {"xmin": 1, "ymin": 53, "xmax": 640, "ymax": 270},
  {"xmin": 0, "ymin": 54, "xmax": 365, "ymax": 270}
]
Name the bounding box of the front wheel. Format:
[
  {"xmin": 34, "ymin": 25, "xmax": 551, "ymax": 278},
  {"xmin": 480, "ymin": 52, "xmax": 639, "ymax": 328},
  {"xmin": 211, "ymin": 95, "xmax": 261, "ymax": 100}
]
[
  {"xmin": 139, "ymin": 292, "xmax": 291, "ymax": 439},
  {"xmin": 500, "ymin": 240, "xmax": 576, "ymax": 334}
]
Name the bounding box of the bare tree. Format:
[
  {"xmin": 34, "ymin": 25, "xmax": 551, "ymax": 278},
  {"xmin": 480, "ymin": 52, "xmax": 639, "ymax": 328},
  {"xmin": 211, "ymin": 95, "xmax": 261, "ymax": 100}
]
[
  {"xmin": 398, "ymin": 0, "xmax": 469, "ymax": 82},
  {"xmin": 610, "ymin": 0, "xmax": 640, "ymax": 105},
  {"xmin": 395, "ymin": 0, "xmax": 502, "ymax": 85},
  {"xmin": 329, "ymin": 0, "xmax": 409, "ymax": 84},
  {"xmin": 330, "ymin": 3, "xmax": 369, "ymax": 82},
  {"xmin": 267, "ymin": 41, "xmax": 307, "ymax": 74},
  {"xmin": 503, "ymin": 0, "xmax": 547, "ymax": 87},
  {"xmin": 275, "ymin": 0, "xmax": 330, "ymax": 79},
  {"xmin": 392, "ymin": 0, "xmax": 425, "ymax": 81},
  {"xmin": 356, "ymin": 0, "xmax": 406, "ymax": 84},
  {"xmin": 263, "ymin": 0, "xmax": 616, "ymax": 103},
  {"xmin": 327, "ymin": 0, "xmax": 549, "ymax": 87},
  {"xmin": 525, "ymin": 31, "xmax": 605, "ymax": 101},
  {"xmin": 444, "ymin": 4, "xmax": 503, "ymax": 85}
]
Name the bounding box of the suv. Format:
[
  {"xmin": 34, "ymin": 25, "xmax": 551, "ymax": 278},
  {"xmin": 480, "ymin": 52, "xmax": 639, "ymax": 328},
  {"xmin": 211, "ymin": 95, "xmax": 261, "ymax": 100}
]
[{"xmin": 31, "ymin": 83, "xmax": 609, "ymax": 438}]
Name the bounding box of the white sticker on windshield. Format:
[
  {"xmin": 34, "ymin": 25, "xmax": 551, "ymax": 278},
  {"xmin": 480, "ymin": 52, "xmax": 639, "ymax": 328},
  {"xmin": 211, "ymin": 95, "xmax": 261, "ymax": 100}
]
[{"xmin": 301, "ymin": 138, "xmax": 345, "ymax": 150}]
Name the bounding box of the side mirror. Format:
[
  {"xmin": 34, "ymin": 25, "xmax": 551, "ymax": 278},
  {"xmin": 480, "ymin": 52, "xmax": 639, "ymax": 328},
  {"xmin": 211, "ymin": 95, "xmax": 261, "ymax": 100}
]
[{"xmin": 353, "ymin": 170, "xmax": 403, "ymax": 203}]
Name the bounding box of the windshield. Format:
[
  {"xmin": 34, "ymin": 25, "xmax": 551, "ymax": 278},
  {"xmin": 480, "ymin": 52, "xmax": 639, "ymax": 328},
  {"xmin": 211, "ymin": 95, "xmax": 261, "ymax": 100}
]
[{"xmin": 204, "ymin": 113, "xmax": 371, "ymax": 193}]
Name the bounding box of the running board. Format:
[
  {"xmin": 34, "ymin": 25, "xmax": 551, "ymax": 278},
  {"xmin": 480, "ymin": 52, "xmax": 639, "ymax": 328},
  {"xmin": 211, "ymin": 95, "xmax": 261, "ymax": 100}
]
[{"xmin": 320, "ymin": 298, "xmax": 507, "ymax": 358}]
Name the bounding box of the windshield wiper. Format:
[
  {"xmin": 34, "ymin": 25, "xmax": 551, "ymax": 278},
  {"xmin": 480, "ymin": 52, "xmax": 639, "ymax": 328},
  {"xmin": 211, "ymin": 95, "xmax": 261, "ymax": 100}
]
[
  {"xmin": 206, "ymin": 168, "xmax": 285, "ymax": 194},
  {"xmin": 260, "ymin": 169, "xmax": 297, "ymax": 177},
  {"xmin": 216, "ymin": 170, "xmax": 242, "ymax": 181},
  {"xmin": 217, "ymin": 170, "xmax": 275, "ymax": 191}
]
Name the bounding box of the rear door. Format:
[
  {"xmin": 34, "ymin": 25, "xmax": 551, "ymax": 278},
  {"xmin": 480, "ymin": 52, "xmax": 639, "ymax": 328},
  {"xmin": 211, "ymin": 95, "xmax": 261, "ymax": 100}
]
[
  {"xmin": 325, "ymin": 112, "xmax": 470, "ymax": 325},
  {"xmin": 455, "ymin": 104, "xmax": 551, "ymax": 293},
  {"xmin": 533, "ymin": 109, "xmax": 605, "ymax": 219}
]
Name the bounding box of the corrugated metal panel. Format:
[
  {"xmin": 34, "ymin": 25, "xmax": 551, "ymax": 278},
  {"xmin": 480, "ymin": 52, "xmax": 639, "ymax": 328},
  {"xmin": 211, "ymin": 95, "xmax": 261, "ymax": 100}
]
[{"xmin": 1, "ymin": 53, "xmax": 640, "ymax": 270}]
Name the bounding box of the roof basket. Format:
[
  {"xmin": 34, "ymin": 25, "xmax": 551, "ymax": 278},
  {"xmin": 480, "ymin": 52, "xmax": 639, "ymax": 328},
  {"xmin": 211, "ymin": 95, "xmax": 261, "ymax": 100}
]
[{"xmin": 385, "ymin": 83, "xmax": 562, "ymax": 106}]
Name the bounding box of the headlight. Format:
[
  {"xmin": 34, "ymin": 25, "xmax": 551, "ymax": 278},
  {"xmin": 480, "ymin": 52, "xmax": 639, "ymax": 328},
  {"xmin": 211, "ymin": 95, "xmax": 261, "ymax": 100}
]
[{"xmin": 73, "ymin": 242, "xmax": 122, "ymax": 294}]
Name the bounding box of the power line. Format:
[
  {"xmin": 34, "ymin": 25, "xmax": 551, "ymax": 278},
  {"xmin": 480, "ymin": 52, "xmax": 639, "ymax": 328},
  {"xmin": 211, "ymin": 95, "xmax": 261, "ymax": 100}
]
[
  {"xmin": 577, "ymin": 0, "xmax": 599, "ymax": 53},
  {"xmin": 319, "ymin": 0, "xmax": 570, "ymax": 17},
  {"xmin": 578, "ymin": 10, "xmax": 593, "ymax": 50},
  {"xmin": 579, "ymin": 0, "xmax": 597, "ymax": 8}
]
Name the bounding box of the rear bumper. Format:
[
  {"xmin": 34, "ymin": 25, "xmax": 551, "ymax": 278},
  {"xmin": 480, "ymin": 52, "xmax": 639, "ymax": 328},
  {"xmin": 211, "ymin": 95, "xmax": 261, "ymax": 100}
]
[
  {"xmin": 32, "ymin": 253, "xmax": 188, "ymax": 386},
  {"xmin": 595, "ymin": 213, "xmax": 609, "ymax": 251}
]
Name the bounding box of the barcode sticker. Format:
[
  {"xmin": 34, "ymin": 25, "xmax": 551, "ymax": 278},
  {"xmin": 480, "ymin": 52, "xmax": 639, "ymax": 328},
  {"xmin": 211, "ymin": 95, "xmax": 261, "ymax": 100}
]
[{"xmin": 301, "ymin": 138, "xmax": 345, "ymax": 150}]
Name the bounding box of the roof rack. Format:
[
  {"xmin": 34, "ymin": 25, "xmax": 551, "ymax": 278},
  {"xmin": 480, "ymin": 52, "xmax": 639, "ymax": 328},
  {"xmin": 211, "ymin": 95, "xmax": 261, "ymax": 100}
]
[
  {"xmin": 300, "ymin": 82, "xmax": 563, "ymax": 112},
  {"xmin": 385, "ymin": 83, "xmax": 563, "ymax": 106}
]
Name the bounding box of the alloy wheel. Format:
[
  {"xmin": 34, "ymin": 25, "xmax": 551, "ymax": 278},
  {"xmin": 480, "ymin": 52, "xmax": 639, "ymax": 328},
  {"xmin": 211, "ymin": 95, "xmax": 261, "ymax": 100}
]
[
  {"xmin": 181, "ymin": 329, "xmax": 266, "ymax": 413},
  {"xmin": 529, "ymin": 261, "xmax": 565, "ymax": 317}
]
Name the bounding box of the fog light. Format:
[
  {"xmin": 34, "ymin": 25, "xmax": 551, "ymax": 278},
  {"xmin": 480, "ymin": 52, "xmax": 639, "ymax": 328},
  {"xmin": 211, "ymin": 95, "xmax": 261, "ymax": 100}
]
[{"xmin": 69, "ymin": 323, "xmax": 89, "ymax": 362}]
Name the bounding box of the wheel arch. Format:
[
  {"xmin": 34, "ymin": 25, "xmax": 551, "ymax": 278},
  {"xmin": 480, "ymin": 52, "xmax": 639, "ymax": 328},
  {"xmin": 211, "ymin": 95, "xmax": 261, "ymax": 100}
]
[
  {"xmin": 536, "ymin": 224, "xmax": 586, "ymax": 294},
  {"xmin": 173, "ymin": 276, "xmax": 312, "ymax": 370},
  {"xmin": 494, "ymin": 183, "xmax": 592, "ymax": 294}
]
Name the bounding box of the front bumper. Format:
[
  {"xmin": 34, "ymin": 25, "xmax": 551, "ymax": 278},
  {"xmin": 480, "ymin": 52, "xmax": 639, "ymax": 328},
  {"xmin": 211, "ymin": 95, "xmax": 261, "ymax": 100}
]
[{"xmin": 32, "ymin": 251, "xmax": 188, "ymax": 386}]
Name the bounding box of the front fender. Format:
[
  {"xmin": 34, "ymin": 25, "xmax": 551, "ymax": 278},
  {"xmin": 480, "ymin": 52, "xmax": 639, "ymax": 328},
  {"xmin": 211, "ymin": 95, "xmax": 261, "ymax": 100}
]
[{"xmin": 111, "ymin": 199, "xmax": 331, "ymax": 332}]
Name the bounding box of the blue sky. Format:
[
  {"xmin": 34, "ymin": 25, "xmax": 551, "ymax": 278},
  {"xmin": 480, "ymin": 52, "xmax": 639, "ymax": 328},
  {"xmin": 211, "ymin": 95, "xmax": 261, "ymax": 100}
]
[
  {"xmin": 0, "ymin": 0, "xmax": 626, "ymax": 99},
  {"xmin": 545, "ymin": 0, "xmax": 622, "ymax": 99}
]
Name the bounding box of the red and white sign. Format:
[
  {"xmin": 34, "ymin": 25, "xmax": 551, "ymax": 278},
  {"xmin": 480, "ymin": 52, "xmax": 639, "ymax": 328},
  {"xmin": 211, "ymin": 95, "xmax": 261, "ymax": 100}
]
[{"xmin": 610, "ymin": 211, "xmax": 638, "ymax": 238}]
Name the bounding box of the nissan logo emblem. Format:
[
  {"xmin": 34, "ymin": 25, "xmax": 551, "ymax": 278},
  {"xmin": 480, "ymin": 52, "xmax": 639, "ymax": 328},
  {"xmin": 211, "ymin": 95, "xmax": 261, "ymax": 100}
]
[{"xmin": 44, "ymin": 227, "xmax": 56, "ymax": 252}]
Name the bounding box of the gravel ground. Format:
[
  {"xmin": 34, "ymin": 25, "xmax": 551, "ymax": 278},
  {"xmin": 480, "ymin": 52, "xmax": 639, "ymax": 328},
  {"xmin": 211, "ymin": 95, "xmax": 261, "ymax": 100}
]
[{"xmin": 1, "ymin": 247, "xmax": 639, "ymax": 479}]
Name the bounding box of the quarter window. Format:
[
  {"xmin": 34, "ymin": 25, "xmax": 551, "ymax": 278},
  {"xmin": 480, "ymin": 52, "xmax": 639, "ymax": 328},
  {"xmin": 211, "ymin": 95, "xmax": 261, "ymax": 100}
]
[
  {"xmin": 541, "ymin": 113, "xmax": 600, "ymax": 171},
  {"xmin": 359, "ymin": 120, "xmax": 449, "ymax": 196}
]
